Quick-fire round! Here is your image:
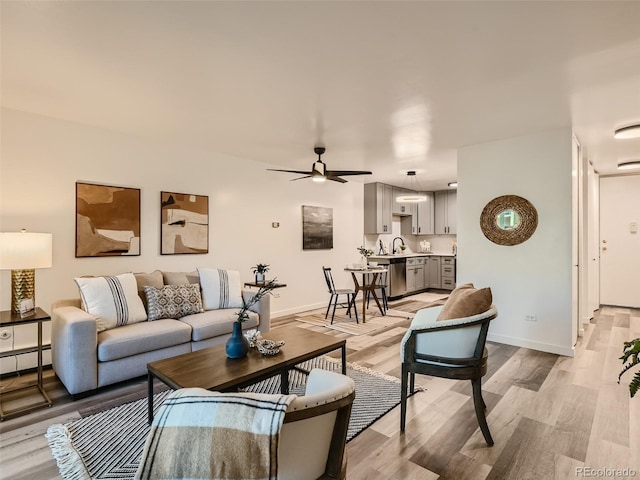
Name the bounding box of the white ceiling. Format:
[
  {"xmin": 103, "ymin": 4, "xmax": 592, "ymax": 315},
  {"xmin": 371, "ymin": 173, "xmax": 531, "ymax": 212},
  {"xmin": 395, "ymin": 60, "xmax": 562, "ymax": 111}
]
[{"xmin": 2, "ymin": 1, "xmax": 640, "ymax": 190}]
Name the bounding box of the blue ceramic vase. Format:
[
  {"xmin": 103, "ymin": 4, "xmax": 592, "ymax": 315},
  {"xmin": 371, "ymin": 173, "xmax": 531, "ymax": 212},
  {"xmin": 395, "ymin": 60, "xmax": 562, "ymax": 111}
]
[{"xmin": 226, "ymin": 321, "xmax": 249, "ymax": 359}]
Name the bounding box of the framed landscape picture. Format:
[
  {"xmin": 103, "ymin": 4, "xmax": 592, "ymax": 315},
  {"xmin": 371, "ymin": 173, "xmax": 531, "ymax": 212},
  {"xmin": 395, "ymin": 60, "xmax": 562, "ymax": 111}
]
[
  {"xmin": 302, "ymin": 205, "xmax": 333, "ymax": 250},
  {"xmin": 161, "ymin": 191, "xmax": 209, "ymax": 254},
  {"xmin": 76, "ymin": 182, "xmax": 141, "ymax": 257}
]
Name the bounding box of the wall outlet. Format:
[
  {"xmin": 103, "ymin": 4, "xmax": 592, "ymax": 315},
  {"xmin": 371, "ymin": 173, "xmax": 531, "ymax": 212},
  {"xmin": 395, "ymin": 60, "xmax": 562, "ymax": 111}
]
[{"xmin": 524, "ymin": 314, "xmax": 537, "ymax": 322}]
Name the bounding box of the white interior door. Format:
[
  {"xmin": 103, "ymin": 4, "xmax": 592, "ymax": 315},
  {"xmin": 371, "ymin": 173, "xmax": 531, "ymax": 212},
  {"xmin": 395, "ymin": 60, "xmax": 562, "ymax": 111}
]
[{"xmin": 600, "ymin": 175, "xmax": 640, "ymax": 308}]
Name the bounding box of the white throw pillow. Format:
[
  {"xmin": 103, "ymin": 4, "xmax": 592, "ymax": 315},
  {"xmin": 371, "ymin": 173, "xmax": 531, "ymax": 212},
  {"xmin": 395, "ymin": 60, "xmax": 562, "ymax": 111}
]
[
  {"xmin": 74, "ymin": 272, "xmax": 148, "ymax": 332},
  {"xmin": 197, "ymin": 267, "xmax": 243, "ymax": 310}
]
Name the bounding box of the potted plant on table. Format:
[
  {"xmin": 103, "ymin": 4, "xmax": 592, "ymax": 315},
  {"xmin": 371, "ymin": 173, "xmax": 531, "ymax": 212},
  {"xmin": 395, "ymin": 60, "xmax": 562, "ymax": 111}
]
[
  {"xmin": 619, "ymin": 338, "xmax": 640, "ymax": 398},
  {"xmin": 251, "ymin": 263, "xmax": 270, "ymax": 284},
  {"xmin": 357, "ymin": 246, "xmax": 374, "ymax": 267},
  {"xmin": 226, "ymin": 279, "xmax": 278, "ymax": 359}
]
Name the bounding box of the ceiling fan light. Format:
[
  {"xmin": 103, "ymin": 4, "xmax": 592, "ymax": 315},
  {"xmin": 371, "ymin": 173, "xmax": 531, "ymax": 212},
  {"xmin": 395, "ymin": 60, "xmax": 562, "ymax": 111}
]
[
  {"xmin": 312, "ymin": 175, "xmax": 326, "ymax": 182},
  {"xmin": 618, "ymin": 160, "xmax": 640, "ymax": 170},
  {"xmin": 614, "ymin": 124, "xmax": 640, "ymax": 139}
]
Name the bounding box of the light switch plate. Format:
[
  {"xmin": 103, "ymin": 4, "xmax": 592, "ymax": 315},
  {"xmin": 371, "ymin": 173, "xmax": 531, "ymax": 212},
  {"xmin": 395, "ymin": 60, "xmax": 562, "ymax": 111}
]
[{"xmin": 631, "ymin": 222, "xmax": 638, "ymax": 234}]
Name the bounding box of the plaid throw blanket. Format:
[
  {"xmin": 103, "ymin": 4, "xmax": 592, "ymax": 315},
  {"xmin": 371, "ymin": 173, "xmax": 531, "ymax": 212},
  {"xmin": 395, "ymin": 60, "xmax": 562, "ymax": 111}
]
[{"xmin": 135, "ymin": 388, "xmax": 297, "ymax": 480}]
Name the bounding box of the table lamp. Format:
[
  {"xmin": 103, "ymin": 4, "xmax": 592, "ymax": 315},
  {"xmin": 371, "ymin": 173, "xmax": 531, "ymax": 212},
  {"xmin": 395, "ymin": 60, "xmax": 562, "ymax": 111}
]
[{"xmin": 0, "ymin": 230, "xmax": 53, "ymax": 313}]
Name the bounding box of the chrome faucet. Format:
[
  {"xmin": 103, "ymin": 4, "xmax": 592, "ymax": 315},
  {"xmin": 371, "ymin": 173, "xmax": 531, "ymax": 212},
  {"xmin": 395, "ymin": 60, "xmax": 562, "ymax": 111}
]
[{"xmin": 392, "ymin": 237, "xmax": 405, "ymax": 254}]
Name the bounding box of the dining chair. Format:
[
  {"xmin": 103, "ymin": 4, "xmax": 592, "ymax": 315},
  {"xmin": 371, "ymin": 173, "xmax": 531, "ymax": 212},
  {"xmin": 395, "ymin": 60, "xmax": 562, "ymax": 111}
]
[
  {"xmin": 400, "ymin": 303, "xmax": 498, "ymax": 446},
  {"xmin": 322, "ymin": 266, "xmax": 358, "ymax": 324}
]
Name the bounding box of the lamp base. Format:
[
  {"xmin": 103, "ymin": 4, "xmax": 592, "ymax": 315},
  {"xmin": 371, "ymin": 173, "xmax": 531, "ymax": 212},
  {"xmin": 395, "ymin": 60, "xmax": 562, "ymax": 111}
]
[{"xmin": 11, "ymin": 269, "xmax": 35, "ymax": 314}]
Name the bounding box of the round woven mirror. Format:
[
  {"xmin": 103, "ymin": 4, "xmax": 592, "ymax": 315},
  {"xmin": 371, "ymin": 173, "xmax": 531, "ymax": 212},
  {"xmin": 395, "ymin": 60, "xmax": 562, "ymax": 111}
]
[{"xmin": 480, "ymin": 195, "xmax": 538, "ymax": 246}]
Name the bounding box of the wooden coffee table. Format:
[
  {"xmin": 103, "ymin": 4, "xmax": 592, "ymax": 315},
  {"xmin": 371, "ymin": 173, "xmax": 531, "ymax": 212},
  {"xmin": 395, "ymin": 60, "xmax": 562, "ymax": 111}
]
[{"xmin": 147, "ymin": 327, "xmax": 346, "ymax": 423}]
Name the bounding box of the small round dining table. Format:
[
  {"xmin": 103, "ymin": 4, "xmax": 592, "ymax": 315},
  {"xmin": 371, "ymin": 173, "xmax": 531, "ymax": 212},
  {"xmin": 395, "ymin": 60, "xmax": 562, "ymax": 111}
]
[{"xmin": 343, "ymin": 266, "xmax": 387, "ymax": 323}]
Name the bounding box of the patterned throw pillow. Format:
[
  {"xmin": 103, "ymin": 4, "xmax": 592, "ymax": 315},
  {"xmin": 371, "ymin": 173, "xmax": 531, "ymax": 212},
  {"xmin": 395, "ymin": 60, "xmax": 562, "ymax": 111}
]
[
  {"xmin": 144, "ymin": 284, "xmax": 204, "ymax": 321},
  {"xmin": 197, "ymin": 267, "xmax": 243, "ymax": 310},
  {"xmin": 74, "ymin": 273, "xmax": 148, "ymax": 332}
]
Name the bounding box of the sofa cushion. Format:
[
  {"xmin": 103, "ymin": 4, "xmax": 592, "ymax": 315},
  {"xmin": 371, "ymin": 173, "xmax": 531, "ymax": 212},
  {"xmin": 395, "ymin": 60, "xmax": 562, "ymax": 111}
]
[
  {"xmin": 197, "ymin": 267, "xmax": 243, "ymax": 310},
  {"xmin": 437, "ymin": 283, "xmax": 492, "ymax": 321},
  {"xmin": 144, "ymin": 284, "xmax": 204, "ymax": 321},
  {"xmin": 179, "ymin": 309, "xmax": 259, "ymax": 342},
  {"xmin": 135, "ymin": 270, "xmax": 164, "ymax": 309},
  {"xmin": 74, "ymin": 273, "xmax": 148, "ymax": 332},
  {"xmin": 97, "ymin": 319, "xmax": 192, "ymax": 362},
  {"xmin": 162, "ymin": 271, "xmax": 199, "ymax": 286}
]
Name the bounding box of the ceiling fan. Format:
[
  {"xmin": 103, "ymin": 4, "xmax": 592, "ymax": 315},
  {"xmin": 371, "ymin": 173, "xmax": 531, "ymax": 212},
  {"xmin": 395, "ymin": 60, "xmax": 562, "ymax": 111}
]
[{"xmin": 268, "ymin": 147, "xmax": 372, "ymax": 183}]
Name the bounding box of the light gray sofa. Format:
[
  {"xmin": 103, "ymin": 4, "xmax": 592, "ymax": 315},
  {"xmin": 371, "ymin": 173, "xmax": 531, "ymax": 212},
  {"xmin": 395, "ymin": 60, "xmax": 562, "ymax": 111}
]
[{"xmin": 51, "ymin": 270, "xmax": 270, "ymax": 397}]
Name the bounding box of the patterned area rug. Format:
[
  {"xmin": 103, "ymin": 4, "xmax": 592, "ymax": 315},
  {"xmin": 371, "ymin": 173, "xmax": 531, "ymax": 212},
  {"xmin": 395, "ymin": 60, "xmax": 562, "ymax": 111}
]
[
  {"xmin": 296, "ymin": 293, "xmax": 449, "ymax": 335},
  {"xmin": 46, "ymin": 357, "xmax": 421, "ymax": 480}
]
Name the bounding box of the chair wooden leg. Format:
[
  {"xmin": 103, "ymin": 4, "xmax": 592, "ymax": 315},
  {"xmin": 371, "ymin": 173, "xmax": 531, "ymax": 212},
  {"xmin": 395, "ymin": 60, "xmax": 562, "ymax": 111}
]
[
  {"xmin": 325, "ymin": 295, "xmax": 334, "ymax": 319},
  {"xmin": 400, "ymin": 363, "xmax": 408, "ymax": 432},
  {"xmin": 331, "ymin": 296, "xmax": 339, "ymax": 324},
  {"xmin": 382, "ymin": 288, "xmax": 388, "ymax": 314},
  {"xmin": 349, "ymin": 294, "xmax": 359, "ymax": 323},
  {"xmin": 409, "ymin": 372, "xmax": 415, "ymax": 394},
  {"xmin": 471, "ymin": 378, "xmax": 494, "ymax": 446}
]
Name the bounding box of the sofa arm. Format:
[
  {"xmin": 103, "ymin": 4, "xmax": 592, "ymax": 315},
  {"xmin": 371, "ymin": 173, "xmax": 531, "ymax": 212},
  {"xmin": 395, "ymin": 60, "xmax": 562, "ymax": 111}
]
[
  {"xmin": 243, "ymin": 289, "xmax": 271, "ymax": 333},
  {"xmin": 51, "ymin": 301, "xmax": 99, "ymax": 396}
]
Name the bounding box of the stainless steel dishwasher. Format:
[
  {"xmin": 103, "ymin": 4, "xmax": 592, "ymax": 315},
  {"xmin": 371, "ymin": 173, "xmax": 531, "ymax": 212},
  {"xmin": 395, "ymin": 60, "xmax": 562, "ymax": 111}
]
[{"xmin": 389, "ymin": 257, "xmax": 407, "ymax": 299}]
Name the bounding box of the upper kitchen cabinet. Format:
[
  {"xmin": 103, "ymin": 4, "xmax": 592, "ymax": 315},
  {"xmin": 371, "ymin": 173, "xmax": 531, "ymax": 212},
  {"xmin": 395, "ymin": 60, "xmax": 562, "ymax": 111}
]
[
  {"xmin": 416, "ymin": 192, "xmax": 434, "ymax": 235},
  {"xmin": 392, "ymin": 188, "xmax": 413, "ymax": 215},
  {"xmin": 435, "ymin": 190, "xmax": 457, "ymax": 234},
  {"xmin": 364, "ymin": 183, "xmax": 393, "ymax": 234},
  {"xmin": 401, "ymin": 192, "xmax": 434, "ymax": 235}
]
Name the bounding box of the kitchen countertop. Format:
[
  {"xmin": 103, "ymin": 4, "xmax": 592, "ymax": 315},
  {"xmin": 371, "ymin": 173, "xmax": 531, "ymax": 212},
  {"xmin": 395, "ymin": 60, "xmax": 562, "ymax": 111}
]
[{"xmin": 369, "ymin": 253, "xmax": 456, "ymax": 260}]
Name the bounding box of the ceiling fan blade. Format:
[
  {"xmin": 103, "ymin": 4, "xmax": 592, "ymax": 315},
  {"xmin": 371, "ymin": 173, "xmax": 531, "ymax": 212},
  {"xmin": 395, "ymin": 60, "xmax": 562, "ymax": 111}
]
[
  {"xmin": 267, "ymin": 168, "xmax": 312, "ymax": 175},
  {"xmin": 326, "ymin": 170, "xmax": 372, "ymax": 177},
  {"xmin": 327, "ymin": 176, "xmax": 348, "ymax": 183},
  {"xmin": 290, "ymin": 175, "xmax": 312, "ymax": 181}
]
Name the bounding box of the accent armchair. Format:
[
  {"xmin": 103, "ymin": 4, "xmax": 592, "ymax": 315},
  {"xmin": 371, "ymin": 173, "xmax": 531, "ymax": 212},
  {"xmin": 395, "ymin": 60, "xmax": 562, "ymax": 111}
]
[
  {"xmin": 400, "ymin": 304, "xmax": 498, "ymax": 446},
  {"xmin": 136, "ymin": 368, "xmax": 355, "ymax": 480}
]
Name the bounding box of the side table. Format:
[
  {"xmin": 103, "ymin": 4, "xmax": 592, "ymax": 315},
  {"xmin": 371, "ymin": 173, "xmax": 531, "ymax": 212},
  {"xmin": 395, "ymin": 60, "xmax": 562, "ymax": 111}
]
[
  {"xmin": 243, "ymin": 281, "xmax": 287, "ymax": 289},
  {"xmin": 0, "ymin": 307, "xmax": 53, "ymax": 420}
]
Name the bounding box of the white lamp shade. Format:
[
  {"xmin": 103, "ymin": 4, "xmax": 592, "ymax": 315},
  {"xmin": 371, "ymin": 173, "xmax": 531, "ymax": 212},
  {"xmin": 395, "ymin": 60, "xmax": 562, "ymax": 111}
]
[{"xmin": 0, "ymin": 232, "xmax": 53, "ymax": 270}]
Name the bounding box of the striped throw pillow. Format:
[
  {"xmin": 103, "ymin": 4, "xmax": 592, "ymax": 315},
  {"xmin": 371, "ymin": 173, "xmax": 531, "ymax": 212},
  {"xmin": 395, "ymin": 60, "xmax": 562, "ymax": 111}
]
[
  {"xmin": 74, "ymin": 273, "xmax": 148, "ymax": 332},
  {"xmin": 197, "ymin": 268, "xmax": 243, "ymax": 310}
]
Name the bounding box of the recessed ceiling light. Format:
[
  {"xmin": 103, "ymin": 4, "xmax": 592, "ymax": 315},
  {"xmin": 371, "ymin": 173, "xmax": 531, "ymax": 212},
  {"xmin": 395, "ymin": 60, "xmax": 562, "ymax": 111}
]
[
  {"xmin": 614, "ymin": 124, "xmax": 640, "ymax": 139},
  {"xmin": 448, "ymin": 182, "xmax": 458, "ymax": 188},
  {"xmin": 618, "ymin": 160, "xmax": 640, "ymax": 170}
]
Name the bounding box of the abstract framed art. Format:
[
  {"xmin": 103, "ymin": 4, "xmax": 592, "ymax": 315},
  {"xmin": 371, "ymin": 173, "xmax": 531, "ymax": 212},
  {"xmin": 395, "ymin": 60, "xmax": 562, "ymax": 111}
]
[
  {"xmin": 76, "ymin": 182, "xmax": 141, "ymax": 257},
  {"xmin": 302, "ymin": 205, "xmax": 333, "ymax": 250},
  {"xmin": 161, "ymin": 191, "xmax": 209, "ymax": 254}
]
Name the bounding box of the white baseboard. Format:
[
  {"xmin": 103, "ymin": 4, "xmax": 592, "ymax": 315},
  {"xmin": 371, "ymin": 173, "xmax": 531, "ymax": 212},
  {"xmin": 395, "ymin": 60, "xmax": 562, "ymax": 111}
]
[{"xmin": 487, "ymin": 332, "xmax": 575, "ymax": 357}]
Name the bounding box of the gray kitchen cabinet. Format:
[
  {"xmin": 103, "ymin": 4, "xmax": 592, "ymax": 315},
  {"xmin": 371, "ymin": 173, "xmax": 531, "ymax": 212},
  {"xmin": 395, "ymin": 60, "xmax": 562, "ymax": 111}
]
[
  {"xmin": 406, "ymin": 257, "xmax": 425, "ymax": 292},
  {"xmin": 427, "ymin": 256, "xmax": 442, "ymax": 289},
  {"xmin": 435, "ymin": 190, "xmax": 457, "ymax": 234},
  {"xmin": 441, "ymin": 256, "xmax": 456, "ymax": 290},
  {"xmin": 392, "ymin": 188, "xmax": 413, "ymax": 215},
  {"xmin": 364, "ymin": 183, "xmax": 393, "ymax": 234},
  {"xmin": 400, "ymin": 192, "xmax": 433, "ymax": 236},
  {"xmin": 416, "ymin": 192, "xmax": 435, "ymax": 235}
]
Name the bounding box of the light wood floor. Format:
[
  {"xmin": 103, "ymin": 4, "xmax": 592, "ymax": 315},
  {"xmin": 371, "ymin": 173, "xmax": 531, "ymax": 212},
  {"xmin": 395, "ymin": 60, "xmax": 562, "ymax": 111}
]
[{"xmin": 0, "ymin": 302, "xmax": 638, "ymax": 480}]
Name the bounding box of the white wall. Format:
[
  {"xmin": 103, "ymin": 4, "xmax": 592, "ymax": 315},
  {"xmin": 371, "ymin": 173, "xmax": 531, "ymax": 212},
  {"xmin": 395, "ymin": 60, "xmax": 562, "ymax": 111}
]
[
  {"xmin": 0, "ymin": 108, "xmax": 365, "ymax": 369},
  {"xmin": 458, "ymin": 128, "xmax": 575, "ymax": 356}
]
